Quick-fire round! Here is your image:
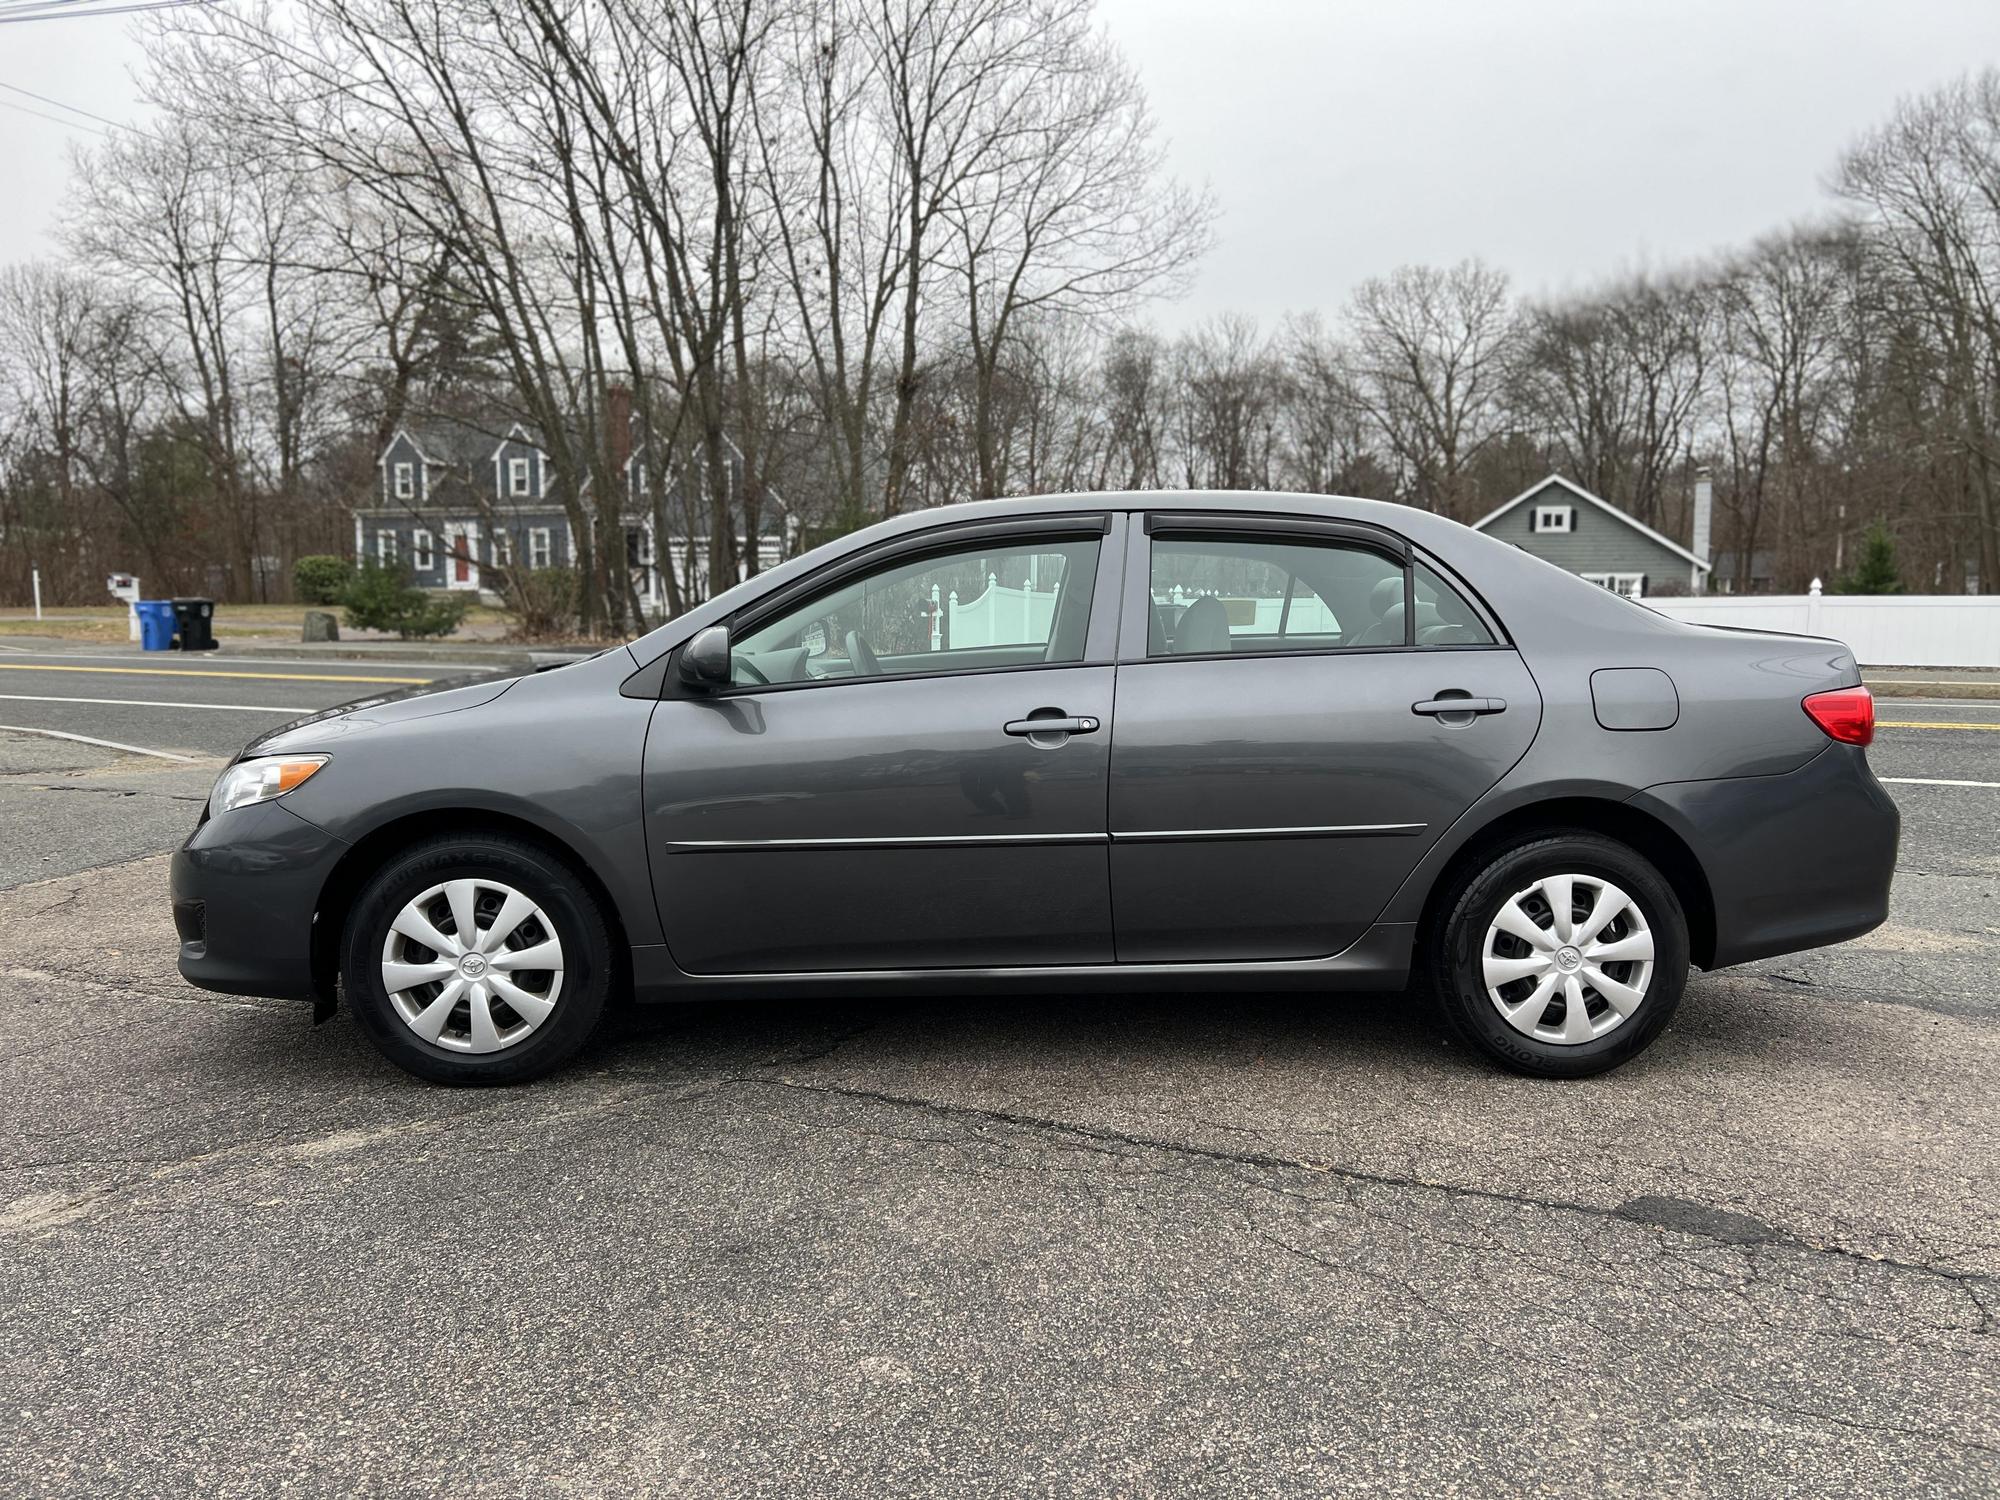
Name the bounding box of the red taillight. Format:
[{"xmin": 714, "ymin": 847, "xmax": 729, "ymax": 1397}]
[{"xmin": 1803, "ymin": 685, "xmax": 1874, "ymax": 747}]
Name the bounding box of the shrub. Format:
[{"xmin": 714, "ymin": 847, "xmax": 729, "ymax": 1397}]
[
  {"xmin": 293, "ymin": 554, "xmax": 354, "ymax": 605},
  {"xmin": 341, "ymin": 560, "xmax": 468, "ymax": 639},
  {"xmin": 498, "ymin": 565, "xmax": 578, "ymax": 639}
]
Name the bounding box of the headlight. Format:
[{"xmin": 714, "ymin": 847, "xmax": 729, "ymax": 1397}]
[{"xmin": 208, "ymin": 755, "xmax": 329, "ymax": 816}]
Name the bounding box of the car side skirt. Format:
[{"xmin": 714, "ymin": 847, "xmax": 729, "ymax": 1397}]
[{"xmin": 627, "ymin": 921, "xmax": 1417, "ymax": 1001}]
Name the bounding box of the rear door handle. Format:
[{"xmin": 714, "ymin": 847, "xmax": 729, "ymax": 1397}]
[
  {"xmin": 1412, "ymin": 696, "xmax": 1506, "ymax": 717},
  {"xmin": 1004, "ymin": 714, "xmax": 1100, "ymax": 737}
]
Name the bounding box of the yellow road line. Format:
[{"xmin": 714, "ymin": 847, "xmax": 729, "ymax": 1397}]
[
  {"xmin": 0, "ymin": 662, "xmax": 431, "ymax": 685},
  {"xmin": 1877, "ymin": 719, "xmax": 2000, "ymax": 731}
]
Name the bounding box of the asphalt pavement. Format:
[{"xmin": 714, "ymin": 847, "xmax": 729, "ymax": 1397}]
[
  {"xmin": 1, "ymin": 644, "xmax": 1995, "ymax": 1497},
  {"xmin": 0, "ymin": 645, "xmax": 479, "ymax": 888}
]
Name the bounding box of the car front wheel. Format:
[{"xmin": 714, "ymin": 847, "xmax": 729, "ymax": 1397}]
[
  {"xmin": 1425, "ymin": 832, "xmax": 1689, "ymax": 1078},
  {"xmin": 340, "ymin": 833, "xmax": 613, "ymax": 1084}
]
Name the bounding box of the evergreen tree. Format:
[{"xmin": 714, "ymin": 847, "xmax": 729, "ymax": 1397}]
[{"xmin": 1837, "ymin": 523, "xmax": 1903, "ymax": 595}]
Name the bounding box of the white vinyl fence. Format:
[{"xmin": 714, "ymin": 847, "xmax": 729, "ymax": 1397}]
[
  {"xmin": 947, "ymin": 575, "xmax": 2000, "ymax": 668},
  {"xmin": 945, "ymin": 576, "xmax": 1060, "ymax": 648},
  {"xmin": 1650, "ymin": 593, "xmax": 2000, "ymax": 669}
]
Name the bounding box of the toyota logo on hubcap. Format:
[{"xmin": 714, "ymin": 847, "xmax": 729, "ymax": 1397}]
[
  {"xmin": 1554, "ymin": 945, "xmax": 1582, "ymax": 972},
  {"xmin": 459, "ymin": 953, "xmax": 489, "ymax": 978}
]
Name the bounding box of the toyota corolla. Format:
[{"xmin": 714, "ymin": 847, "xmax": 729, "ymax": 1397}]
[{"xmin": 171, "ymin": 493, "xmax": 1899, "ymax": 1083}]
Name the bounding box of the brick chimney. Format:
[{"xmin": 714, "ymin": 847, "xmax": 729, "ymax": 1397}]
[
  {"xmin": 1691, "ymin": 465, "xmax": 1713, "ymax": 595},
  {"xmin": 606, "ymin": 381, "xmax": 634, "ymax": 480}
]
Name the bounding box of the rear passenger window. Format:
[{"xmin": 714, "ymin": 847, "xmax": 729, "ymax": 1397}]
[
  {"xmin": 1412, "ymin": 561, "xmax": 1497, "ymax": 646},
  {"xmin": 1148, "ymin": 536, "xmax": 1406, "ymax": 656}
]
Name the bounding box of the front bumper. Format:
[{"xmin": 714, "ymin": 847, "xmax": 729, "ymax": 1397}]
[
  {"xmin": 1635, "ymin": 743, "xmax": 1900, "ymax": 970},
  {"xmin": 170, "ymin": 800, "xmax": 349, "ymax": 1001}
]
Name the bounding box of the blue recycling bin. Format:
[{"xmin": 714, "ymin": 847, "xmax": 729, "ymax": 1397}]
[{"xmin": 136, "ymin": 599, "xmax": 177, "ymax": 651}]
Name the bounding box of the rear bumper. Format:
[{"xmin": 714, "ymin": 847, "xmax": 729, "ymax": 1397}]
[
  {"xmin": 170, "ymin": 801, "xmax": 348, "ymax": 1001},
  {"xmin": 1634, "ymin": 744, "xmax": 1899, "ymax": 969}
]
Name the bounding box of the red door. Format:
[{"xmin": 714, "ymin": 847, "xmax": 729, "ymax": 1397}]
[{"xmin": 451, "ymin": 534, "xmax": 470, "ymax": 583}]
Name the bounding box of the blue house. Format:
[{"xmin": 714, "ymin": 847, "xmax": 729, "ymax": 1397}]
[
  {"xmin": 1471, "ymin": 475, "xmax": 1712, "ymax": 599},
  {"xmin": 354, "ymin": 416, "xmax": 791, "ymax": 618}
]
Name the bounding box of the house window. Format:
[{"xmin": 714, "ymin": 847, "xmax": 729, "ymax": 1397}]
[
  {"xmin": 1533, "ymin": 504, "xmax": 1573, "ymax": 534},
  {"xmin": 1581, "ymin": 572, "xmax": 1646, "ymax": 600},
  {"xmin": 412, "ymin": 528, "xmax": 434, "ymax": 571},
  {"xmin": 509, "ymin": 456, "xmax": 531, "ymax": 496},
  {"xmin": 376, "ymin": 530, "xmax": 399, "ymax": 565},
  {"xmin": 529, "ymin": 527, "xmax": 553, "ymax": 569},
  {"xmin": 491, "ymin": 529, "xmax": 513, "ymax": 567},
  {"xmin": 393, "ymin": 462, "xmax": 415, "ymax": 500},
  {"xmin": 625, "ymin": 525, "xmax": 655, "ymax": 567}
]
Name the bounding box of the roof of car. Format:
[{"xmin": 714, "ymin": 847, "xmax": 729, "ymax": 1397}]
[{"xmin": 877, "ymin": 489, "xmax": 1463, "ymax": 535}]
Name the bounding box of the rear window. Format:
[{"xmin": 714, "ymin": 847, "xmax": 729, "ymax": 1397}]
[
  {"xmin": 1145, "ymin": 536, "xmax": 1499, "ymax": 654},
  {"xmin": 1148, "ymin": 537, "xmax": 1404, "ymax": 655},
  {"xmin": 1412, "ymin": 561, "xmax": 1497, "ymax": 645}
]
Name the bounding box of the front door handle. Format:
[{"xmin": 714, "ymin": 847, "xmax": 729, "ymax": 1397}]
[
  {"xmin": 1004, "ymin": 714, "xmax": 1100, "ymax": 738},
  {"xmin": 1412, "ymin": 696, "xmax": 1506, "ymax": 717}
]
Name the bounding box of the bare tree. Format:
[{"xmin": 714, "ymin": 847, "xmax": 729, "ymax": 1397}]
[
  {"xmin": 1515, "ymin": 273, "xmax": 1710, "ymax": 530},
  {"xmin": 1096, "ymin": 326, "xmax": 1169, "ymax": 490},
  {"xmin": 0, "ymin": 264, "xmax": 98, "ymax": 543},
  {"xmin": 1346, "ymin": 260, "xmax": 1518, "ymax": 518},
  {"xmin": 942, "ymin": 0, "xmax": 1212, "ymax": 498},
  {"xmin": 69, "ymin": 122, "xmax": 270, "ymax": 596},
  {"xmin": 1169, "ymin": 315, "xmax": 1283, "ymax": 491},
  {"xmin": 1837, "ymin": 69, "xmax": 2000, "ymax": 592},
  {"xmin": 1708, "ymin": 227, "xmax": 1856, "ymax": 590}
]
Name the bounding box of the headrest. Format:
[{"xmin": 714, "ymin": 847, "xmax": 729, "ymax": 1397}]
[{"xmin": 1175, "ymin": 594, "xmax": 1233, "ymax": 654}]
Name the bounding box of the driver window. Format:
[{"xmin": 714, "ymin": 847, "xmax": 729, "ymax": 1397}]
[{"xmin": 728, "ymin": 535, "xmax": 1100, "ymax": 687}]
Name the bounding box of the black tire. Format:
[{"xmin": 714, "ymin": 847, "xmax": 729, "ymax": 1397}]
[
  {"xmin": 1422, "ymin": 831, "xmax": 1688, "ymax": 1079},
  {"xmin": 340, "ymin": 833, "xmax": 614, "ymax": 1085}
]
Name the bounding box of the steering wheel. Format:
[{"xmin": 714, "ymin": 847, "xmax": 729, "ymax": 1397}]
[
  {"xmin": 730, "ymin": 652, "xmax": 769, "ymax": 687},
  {"xmin": 844, "ymin": 630, "xmax": 882, "ymax": 677}
]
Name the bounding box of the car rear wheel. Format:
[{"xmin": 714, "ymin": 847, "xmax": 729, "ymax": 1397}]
[
  {"xmin": 1424, "ymin": 832, "xmax": 1688, "ymax": 1078},
  {"xmin": 340, "ymin": 834, "xmax": 613, "ymax": 1084}
]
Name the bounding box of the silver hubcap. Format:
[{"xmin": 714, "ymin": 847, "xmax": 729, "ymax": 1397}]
[
  {"xmin": 1482, "ymin": 873, "xmax": 1654, "ymax": 1045},
  {"xmin": 380, "ymin": 879, "xmax": 565, "ymax": 1054}
]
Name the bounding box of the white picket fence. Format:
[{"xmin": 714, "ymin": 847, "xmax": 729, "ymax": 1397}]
[{"xmin": 1651, "ymin": 593, "xmax": 2000, "ymax": 668}]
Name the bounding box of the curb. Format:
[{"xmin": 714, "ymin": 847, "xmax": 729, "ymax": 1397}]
[{"xmin": 1866, "ymin": 678, "xmax": 2000, "ymax": 701}]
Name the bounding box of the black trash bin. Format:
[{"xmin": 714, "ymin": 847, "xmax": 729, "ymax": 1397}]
[{"xmin": 171, "ymin": 597, "xmax": 219, "ymax": 651}]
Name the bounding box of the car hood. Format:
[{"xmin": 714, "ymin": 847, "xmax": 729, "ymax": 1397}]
[{"xmin": 240, "ymin": 672, "xmax": 523, "ymax": 759}]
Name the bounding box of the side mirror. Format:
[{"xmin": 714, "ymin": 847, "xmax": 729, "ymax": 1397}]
[{"xmin": 678, "ymin": 624, "xmax": 732, "ymax": 692}]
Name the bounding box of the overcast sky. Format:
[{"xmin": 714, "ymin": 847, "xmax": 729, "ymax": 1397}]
[{"xmin": 2, "ymin": 0, "xmax": 1996, "ymax": 327}]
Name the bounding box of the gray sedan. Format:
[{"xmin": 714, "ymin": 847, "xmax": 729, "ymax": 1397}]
[{"xmin": 170, "ymin": 492, "xmax": 1899, "ymax": 1083}]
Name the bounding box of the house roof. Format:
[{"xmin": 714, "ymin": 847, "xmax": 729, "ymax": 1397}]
[
  {"xmin": 1470, "ymin": 473, "xmax": 1712, "ymax": 573},
  {"xmin": 394, "ymin": 416, "xmax": 522, "ymax": 469}
]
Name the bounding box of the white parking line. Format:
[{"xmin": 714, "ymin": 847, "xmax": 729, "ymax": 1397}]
[
  {"xmin": 0, "ymin": 723, "xmax": 203, "ymax": 763},
  {"xmin": 0, "ymin": 663, "xmax": 427, "ymax": 685},
  {"xmin": 1872, "ymin": 698, "xmax": 2000, "ymax": 710},
  {"xmin": 0, "ymin": 693, "xmax": 302, "ymax": 713},
  {"xmin": 1880, "ymin": 776, "xmax": 2000, "ymax": 788},
  {"xmin": 0, "ymin": 650, "xmax": 479, "ymax": 672}
]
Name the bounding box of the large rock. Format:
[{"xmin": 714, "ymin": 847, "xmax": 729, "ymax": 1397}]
[{"xmin": 302, "ymin": 610, "xmax": 340, "ymax": 643}]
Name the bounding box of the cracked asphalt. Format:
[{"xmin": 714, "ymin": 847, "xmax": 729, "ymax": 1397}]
[{"xmin": 1, "ymin": 684, "xmax": 1998, "ymax": 1496}]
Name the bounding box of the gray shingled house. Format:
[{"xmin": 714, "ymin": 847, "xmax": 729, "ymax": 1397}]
[
  {"xmin": 1471, "ymin": 474, "xmax": 1710, "ymax": 599},
  {"xmin": 354, "ymin": 415, "xmax": 788, "ymax": 617}
]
